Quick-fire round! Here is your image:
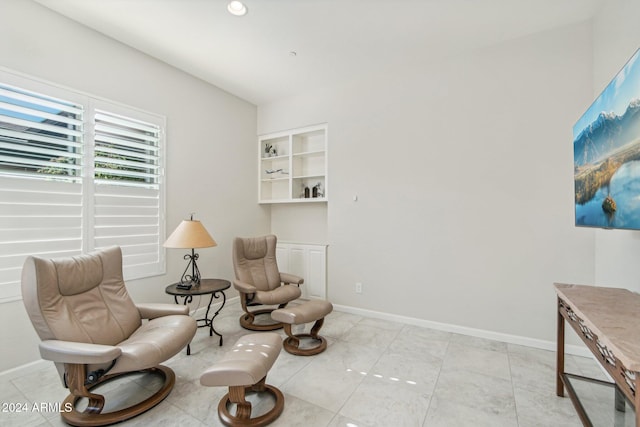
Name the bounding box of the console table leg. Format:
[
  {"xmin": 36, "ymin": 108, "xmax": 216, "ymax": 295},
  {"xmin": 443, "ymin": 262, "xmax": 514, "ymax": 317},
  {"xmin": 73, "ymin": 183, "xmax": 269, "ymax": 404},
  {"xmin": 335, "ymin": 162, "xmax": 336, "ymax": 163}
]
[
  {"xmin": 635, "ymin": 375, "xmax": 640, "ymax": 427},
  {"xmin": 557, "ymin": 297, "xmax": 565, "ymax": 397}
]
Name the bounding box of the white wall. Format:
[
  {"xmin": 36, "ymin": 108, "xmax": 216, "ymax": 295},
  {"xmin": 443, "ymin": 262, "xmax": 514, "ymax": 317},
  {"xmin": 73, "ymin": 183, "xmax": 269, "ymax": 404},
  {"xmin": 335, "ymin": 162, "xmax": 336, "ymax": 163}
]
[
  {"xmin": 0, "ymin": 0, "xmax": 268, "ymax": 372},
  {"xmin": 592, "ymin": 0, "xmax": 640, "ymax": 292},
  {"xmin": 270, "ymin": 203, "xmax": 328, "ymax": 244},
  {"xmin": 258, "ymin": 22, "xmax": 596, "ymax": 343}
]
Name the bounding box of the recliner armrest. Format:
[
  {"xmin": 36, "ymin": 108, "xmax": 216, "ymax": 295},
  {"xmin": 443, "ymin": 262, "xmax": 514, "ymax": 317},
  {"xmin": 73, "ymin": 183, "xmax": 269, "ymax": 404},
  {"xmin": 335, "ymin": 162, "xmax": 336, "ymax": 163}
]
[
  {"xmin": 137, "ymin": 303, "xmax": 189, "ymax": 319},
  {"xmin": 39, "ymin": 340, "xmax": 121, "ymax": 364},
  {"xmin": 280, "ymin": 272, "xmax": 304, "ymax": 285},
  {"xmin": 233, "ymin": 279, "xmax": 257, "ymax": 294}
]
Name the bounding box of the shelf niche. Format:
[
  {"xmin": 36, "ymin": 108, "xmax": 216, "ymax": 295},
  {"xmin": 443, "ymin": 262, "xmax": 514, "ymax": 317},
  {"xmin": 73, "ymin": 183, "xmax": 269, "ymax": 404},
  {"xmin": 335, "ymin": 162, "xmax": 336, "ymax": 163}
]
[{"xmin": 259, "ymin": 124, "xmax": 327, "ymax": 204}]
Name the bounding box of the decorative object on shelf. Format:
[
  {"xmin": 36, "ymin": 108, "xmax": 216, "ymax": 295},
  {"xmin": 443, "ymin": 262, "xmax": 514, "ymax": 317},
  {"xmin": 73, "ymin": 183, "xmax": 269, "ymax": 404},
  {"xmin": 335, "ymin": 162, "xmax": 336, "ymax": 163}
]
[
  {"xmin": 313, "ymin": 182, "xmax": 324, "ymax": 198},
  {"xmin": 304, "ymin": 186, "xmax": 310, "ymax": 198},
  {"xmin": 164, "ymin": 213, "xmax": 217, "ymax": 290},
  {"xmin": 265, "ymin": 168, "xmax": 288, "ymax": 176},
  {"xmin": 263, "ymin": 142, "xmax": 278, "ymax": 157}
]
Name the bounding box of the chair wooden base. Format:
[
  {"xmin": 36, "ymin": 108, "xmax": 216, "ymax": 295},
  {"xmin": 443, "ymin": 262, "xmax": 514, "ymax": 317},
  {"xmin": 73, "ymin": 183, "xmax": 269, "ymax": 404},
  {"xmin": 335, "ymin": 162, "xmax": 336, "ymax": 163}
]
[
  {"xmin": 218, "ymin": 379, "xmax": 284, "ymax": 427},
  {"xmin": 61, "ymin": 365, "xmax": 175, "ymax": 427},
  {"xmin": 240, "ymin": 309, "xmax": 283, "ymax": 331}
]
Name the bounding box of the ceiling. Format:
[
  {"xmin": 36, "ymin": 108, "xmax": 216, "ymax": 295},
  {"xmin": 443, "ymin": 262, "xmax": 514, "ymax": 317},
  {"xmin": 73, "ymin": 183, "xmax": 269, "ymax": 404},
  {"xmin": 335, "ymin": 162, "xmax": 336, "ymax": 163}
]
[{"xmin": 35, "ymin": 0, "xmax": 603, "ymax": 106}]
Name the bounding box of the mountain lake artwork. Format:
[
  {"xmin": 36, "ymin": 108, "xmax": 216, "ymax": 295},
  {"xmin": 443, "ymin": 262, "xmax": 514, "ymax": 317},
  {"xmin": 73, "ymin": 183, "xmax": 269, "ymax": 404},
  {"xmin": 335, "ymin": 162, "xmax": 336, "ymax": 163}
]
[{"xmin": 574, "ymin": 48, "xmax": 640, "ymax": 230}]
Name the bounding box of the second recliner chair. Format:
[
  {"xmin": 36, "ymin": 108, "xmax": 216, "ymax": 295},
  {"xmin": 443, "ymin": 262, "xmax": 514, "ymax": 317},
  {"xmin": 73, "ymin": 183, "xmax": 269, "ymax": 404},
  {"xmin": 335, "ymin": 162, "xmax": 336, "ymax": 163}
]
[{"xmin": 232, "ymin": 235, "xmax": 303, "ymax": 331}]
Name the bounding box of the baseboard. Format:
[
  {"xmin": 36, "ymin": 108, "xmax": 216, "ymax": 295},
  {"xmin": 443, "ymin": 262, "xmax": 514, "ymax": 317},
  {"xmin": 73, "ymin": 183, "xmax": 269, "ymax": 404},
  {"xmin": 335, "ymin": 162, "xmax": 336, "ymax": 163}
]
[
  {"xmin": 332, "ymin": 303, "xmax": 593, "ymax": 358},
  {"xmin": 0, "ymin": 358, "xmax": 51, "ymax": 382}
]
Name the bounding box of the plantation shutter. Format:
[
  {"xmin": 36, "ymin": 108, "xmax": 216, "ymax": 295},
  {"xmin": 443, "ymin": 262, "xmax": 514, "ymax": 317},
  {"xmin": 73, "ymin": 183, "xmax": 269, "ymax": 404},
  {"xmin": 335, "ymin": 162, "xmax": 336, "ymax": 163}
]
[
  {"xmin": 0, "ymin": 82, "xmax": 84, "ymax": 303},
  {"xmin": 0, "ymin": 71, "xmax": 166, "ymax": 303},
  {"xmin": 92, "ymin": 106, "xmax": 165, "ymax": 279}
]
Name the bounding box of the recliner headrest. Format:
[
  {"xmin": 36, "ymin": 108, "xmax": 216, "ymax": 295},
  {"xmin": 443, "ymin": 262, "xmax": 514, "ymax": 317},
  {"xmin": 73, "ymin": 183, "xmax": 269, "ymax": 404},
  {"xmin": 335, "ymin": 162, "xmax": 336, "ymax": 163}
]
[
  {"xmin": 241, "ymin": 237, "xmax": 269, "ymax": 260},
  {"xmin": 54, "ymin": 252, "xmax": 104, "ymax": 296}
]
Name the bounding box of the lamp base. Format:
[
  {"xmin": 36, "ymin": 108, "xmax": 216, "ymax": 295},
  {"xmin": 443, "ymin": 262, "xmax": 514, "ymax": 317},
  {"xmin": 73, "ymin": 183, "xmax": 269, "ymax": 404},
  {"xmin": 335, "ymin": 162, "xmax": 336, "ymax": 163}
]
[{"xmin": 177, "ymin": 250, "xmax": 202, "ymax": 290}]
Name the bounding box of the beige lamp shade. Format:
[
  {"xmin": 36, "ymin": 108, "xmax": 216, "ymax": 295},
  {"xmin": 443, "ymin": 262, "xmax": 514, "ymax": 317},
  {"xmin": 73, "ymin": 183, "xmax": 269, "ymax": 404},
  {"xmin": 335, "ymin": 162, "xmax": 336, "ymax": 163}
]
[{"xmin": 163, "ymin": 220, "xmax": 217, "ymax": 249}]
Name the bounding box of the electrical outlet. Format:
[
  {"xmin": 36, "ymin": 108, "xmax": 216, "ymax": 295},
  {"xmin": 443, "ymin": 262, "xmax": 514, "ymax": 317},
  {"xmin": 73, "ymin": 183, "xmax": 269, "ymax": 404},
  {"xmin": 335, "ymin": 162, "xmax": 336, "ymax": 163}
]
[{"xmin": 355, "ymin": 282, "xmax": 362, "ymax": 294}]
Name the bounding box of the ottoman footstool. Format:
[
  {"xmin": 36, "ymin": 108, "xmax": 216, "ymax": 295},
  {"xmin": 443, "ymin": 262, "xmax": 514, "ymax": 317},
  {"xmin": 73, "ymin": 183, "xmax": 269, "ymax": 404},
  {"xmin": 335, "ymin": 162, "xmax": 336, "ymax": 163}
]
[
  {"xmin": 271, "ymin": 299, "xmax": 333, "ymax": 356},
  {"xmin": 200, "ymin": 333, "xmax": 283, "ymax": 427}
]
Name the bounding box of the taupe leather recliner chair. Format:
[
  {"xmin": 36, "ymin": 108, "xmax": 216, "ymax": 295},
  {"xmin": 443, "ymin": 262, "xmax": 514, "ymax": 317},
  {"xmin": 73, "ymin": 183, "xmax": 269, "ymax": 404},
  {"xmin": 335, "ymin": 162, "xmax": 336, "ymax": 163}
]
[
  {"xmin": 21, "ymin": 246, "xmax": 197, "ymax": 426},
  {"xmin": 233, "ymin": 235, "xmax": 303, "ymax": 331}
]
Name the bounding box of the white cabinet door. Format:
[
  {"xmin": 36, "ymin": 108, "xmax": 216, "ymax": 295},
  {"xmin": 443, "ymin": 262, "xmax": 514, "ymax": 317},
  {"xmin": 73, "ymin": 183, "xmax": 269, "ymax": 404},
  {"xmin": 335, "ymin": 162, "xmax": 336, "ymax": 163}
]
[
  {"xmin": 275, "ymin": 246, "xmax": 289, "ymax": 272},
  {"xmin": 306, "ymin": 247, "xmax": 327, "ymax": 300},
  {"xmin": 276, "ymin": 242, "xmax": 327, "ymax": 300},
  {"xmin": 288, "ymin": 246, "xmax": 306, "ymax": 281}
]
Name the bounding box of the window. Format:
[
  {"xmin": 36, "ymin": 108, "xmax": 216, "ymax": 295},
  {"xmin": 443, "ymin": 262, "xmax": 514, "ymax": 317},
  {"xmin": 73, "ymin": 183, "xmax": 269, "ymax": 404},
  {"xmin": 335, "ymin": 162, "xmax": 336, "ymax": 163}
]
[{"xmin": 0, "ymin": 71, "xmax": 166, "ymax": 303}]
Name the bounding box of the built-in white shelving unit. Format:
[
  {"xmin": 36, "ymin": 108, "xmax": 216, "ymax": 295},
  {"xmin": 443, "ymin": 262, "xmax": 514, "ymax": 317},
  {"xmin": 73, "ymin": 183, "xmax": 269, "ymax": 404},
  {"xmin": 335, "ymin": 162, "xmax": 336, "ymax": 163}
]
[{"xmin": 259, "ymin": 124, "xmax": 327, "ymax": 204}]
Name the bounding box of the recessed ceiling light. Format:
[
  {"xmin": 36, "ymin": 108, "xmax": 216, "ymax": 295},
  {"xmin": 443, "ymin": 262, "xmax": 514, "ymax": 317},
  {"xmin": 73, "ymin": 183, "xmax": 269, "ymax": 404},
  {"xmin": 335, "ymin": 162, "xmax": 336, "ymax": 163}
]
[{"xmin": 227, "ymin": 1, "xmax": 248, "ymax": 16}]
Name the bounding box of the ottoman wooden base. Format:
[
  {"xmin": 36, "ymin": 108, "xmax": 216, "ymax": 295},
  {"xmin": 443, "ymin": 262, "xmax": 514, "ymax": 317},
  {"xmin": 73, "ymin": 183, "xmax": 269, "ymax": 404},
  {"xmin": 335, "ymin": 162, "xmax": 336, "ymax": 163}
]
[
  {"xmin": 272, "ymin": 300, "xmax": 333, "ymax": 356},
  {"xmin": 283, "ymin": 329, "xmax": 328, "ymax": 356},
  {"xmin": 218, "ymin": 379, "xmax": 284, "ymax": 427}
]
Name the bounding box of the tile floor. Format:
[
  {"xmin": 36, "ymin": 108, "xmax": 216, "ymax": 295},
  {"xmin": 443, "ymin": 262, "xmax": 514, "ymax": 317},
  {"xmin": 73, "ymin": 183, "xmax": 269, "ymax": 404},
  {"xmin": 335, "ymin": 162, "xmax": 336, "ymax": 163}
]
[{"xmin": 0, "ymin": 302, "xmax": 633, "ymax": 427}]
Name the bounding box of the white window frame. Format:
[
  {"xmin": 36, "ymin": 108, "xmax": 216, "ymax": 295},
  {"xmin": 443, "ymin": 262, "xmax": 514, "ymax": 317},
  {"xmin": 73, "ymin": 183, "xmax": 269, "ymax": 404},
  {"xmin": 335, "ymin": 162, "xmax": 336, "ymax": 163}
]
[{"xmin": 0, "ymin": 68, "xmax": 166, "ymax": 303}]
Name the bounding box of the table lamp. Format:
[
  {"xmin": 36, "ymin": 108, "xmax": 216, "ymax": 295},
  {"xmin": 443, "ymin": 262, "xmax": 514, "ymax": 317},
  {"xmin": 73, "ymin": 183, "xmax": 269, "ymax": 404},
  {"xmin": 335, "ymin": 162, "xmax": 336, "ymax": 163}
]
[{"xmin": 164, "ymin": 214, "xmax": 217, "ymax": 290}]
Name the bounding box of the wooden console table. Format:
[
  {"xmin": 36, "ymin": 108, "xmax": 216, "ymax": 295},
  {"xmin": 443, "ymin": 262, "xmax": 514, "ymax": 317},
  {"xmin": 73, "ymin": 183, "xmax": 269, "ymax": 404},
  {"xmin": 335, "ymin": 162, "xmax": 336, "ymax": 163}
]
[{"xmin": 555, "ymin": 283, "xmax": 640, "ymax": 426}]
